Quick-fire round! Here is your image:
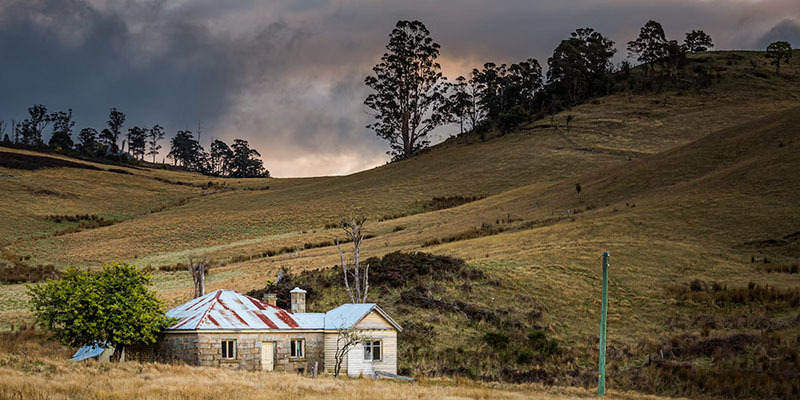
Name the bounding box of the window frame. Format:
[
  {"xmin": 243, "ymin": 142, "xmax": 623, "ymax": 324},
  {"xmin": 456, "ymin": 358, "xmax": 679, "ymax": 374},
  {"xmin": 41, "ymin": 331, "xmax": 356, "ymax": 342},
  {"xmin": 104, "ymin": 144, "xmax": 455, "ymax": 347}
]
[
  {"xmin": 363, "ymin": 339, "xmax": 382, "ymax": 362},
  {"xmin": 221, "ymin": 339, "xmax": 237, "ymax": 360},
  {"xmin": 290, "ymin": 338, "xmax": 305, "ymax": 359}
]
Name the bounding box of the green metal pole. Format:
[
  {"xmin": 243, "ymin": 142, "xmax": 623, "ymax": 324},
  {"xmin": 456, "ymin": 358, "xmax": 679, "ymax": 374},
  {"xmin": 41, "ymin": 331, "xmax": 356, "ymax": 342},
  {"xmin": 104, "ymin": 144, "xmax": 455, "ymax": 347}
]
[{"xmin": 598, "ymin": 252, "xmax": 609, "ymax": 397}]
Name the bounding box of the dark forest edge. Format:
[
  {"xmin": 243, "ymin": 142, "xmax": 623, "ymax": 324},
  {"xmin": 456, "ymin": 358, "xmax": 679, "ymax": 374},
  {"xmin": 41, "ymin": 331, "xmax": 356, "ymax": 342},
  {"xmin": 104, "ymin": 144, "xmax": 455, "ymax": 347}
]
[{"xmin": 0, "ymin": 107, "xmax": 268, "ymax": 178}]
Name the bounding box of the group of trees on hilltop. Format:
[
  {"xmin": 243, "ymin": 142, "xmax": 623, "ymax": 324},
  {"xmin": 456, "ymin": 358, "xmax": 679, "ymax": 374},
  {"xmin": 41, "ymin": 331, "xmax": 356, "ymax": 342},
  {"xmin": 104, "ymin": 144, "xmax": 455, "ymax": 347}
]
[
  {"xmin": 365, "ymin": 19, "xmax": 793, "ymax": 160},
  {"xmin": 1, "ymin": 106, "xmax": 268, "ymax": 178},
  {"xmin": 5, "ymin": 104, "xmax": 74, "ymax": 149},
  {"xmin": 626, "ymin": 21, "xmax": 715, "ymax": 76},
  {"xmin": 169, "ymin": 132, "xmax": 266, "ymax": 178},
  {"xmin": 363, "ymin": 20, "xmax": 716, "ymax": 159}
]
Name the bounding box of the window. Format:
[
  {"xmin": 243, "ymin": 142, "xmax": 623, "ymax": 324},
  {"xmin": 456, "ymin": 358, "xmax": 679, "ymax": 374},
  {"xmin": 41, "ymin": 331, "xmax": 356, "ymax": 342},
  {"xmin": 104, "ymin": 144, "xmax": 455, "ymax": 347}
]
[
  {"xmin": 290, "ymin": 338, "xmax": 304, "ymax": 358},
  {"xmin": 221, "ymin": 339, "xmax": 237, "ymax": 360},
  {"xmin": 364, "ymin": 340, "xmax": 381, "ymax": 361}
]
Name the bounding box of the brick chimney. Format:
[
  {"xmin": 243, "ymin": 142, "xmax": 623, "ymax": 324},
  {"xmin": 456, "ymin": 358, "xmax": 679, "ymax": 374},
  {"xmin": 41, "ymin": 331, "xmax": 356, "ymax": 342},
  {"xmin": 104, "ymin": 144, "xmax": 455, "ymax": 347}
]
[
  {"xmin": 262, "ymin": 292, "xmax": 277, "ymax": 307},
  {"xmin": 290, "ymin": 287, "xmax": 306, "ymax": 313}
]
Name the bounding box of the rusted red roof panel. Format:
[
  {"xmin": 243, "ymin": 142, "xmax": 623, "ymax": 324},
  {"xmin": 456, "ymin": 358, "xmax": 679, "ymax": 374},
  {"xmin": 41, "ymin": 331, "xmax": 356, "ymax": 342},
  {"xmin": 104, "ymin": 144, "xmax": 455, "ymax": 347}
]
[{"xmin": 166, "ymin": 289, "xmax": 303, "ymax": 330}]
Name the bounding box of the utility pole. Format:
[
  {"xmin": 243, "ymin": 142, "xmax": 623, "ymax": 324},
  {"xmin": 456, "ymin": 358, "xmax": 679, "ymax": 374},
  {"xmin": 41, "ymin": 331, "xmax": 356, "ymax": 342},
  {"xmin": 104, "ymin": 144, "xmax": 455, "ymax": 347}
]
[{"xmin": 598, "ymin": 251, "xmax": 610, "ymax": 397}]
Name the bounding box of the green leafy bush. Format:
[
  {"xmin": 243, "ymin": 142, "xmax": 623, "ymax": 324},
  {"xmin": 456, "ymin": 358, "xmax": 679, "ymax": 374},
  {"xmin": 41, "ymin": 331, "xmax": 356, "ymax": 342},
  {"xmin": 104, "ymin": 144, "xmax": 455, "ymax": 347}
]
[{"xmin": 27, "ymin": 262, "xmax": 173, "ymax": 355}]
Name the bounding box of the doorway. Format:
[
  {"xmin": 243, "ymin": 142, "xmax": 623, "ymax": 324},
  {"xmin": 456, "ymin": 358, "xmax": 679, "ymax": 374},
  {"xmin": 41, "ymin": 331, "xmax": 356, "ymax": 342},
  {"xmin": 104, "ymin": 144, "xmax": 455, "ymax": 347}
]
[{"xmin": 261, "ymin": 341, "xmax": 275, "ymax": 371}]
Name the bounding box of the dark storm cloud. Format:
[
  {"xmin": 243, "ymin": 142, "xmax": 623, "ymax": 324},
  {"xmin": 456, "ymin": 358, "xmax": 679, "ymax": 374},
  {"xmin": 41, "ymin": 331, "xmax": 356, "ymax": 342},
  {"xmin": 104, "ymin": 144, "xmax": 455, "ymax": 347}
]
[
  {"xmin": 0, "ymin": 0, "xmax": 308, "ymax": 158},
  {"xmin": 1, "ymin": 0, "xmax": 797, "ymax": 176},
  {"xmin": 756, "ymin": 19, "xmax": 800, "ymax": 48}
]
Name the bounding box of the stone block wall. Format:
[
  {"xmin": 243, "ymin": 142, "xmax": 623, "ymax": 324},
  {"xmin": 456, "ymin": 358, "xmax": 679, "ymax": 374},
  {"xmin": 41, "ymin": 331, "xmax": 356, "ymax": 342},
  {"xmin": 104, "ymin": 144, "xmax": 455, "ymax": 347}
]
[
  {"xmin": 155, "ymin": 332, "xmax": 325, "ymax": 372},
  {"xmin": 196, "ymin": 333, "xmax": 260, "ymax": 370},
  {"xmin": 267, "ymin": 332, "xmax": 324, "ymax": 373},
  {"xmin": 155, "ymin": 333, "xmax": 199, "ymax": 365}
]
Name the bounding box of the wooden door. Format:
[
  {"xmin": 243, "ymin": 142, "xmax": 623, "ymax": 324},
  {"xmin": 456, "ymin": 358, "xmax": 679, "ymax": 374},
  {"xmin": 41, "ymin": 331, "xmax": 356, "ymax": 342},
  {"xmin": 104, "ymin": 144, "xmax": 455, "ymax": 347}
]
[{"xmin": 261, "ymin": 341, "xmax": 275, "ymax": 371}]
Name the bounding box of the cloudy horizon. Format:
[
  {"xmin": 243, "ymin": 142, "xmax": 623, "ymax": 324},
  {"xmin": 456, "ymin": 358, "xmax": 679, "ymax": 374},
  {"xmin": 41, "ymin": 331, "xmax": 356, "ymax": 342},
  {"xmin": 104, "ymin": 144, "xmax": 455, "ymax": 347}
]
[{"xmin": 1, "ymin": 0, "xmax": 798, "ymax": 177}]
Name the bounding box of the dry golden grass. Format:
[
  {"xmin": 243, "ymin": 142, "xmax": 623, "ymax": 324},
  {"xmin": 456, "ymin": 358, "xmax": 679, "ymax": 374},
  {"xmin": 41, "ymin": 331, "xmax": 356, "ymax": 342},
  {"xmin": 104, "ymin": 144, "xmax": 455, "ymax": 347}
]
[
  {"xmin": 0, "ymin": 148, "xmax": 201, "ymax": 243},
  {"xmin": 0, "ymin": 356, "xmax": 674, "ymax": 400},
  {"xmin": 5, "ymin": 53, "xmax": 798, "ymax": 269},
  {"xmin": 0, "ymin": 330, "xmax": 677, "ymax": 400},
  {"xmin": 0, "ymin": 329, "xmax": 680, "ymax": 399}
]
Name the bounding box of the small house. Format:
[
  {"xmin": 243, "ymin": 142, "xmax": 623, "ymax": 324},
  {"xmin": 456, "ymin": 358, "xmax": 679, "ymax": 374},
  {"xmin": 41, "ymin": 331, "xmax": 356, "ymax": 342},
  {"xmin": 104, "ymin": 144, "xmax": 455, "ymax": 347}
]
[{"xmin": 154, "ymin": 288, "xmax": 402, "ymax": 377}]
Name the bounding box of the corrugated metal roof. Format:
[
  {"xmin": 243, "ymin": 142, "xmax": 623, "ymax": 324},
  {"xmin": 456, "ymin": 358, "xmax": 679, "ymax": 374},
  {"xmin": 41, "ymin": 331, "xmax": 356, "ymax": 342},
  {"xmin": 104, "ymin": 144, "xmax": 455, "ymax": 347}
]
[
  {"xmin": 324, "ymin": 303, "xmax": 403, "ymax": 331},
  {"xmin": 71, "ymin": 343, "xmax": 110, "ymax": 361},
  {"xmin": 165, "ymin": 289, "xmax": 402, "ymax": 332},
  {"xmin": 292, "ymin": 312, "xmax": 325, "ymax": 329},
  {"xmin": 166, "ymin": 289, "xmax": 301, "ymax": 330},
  {"xmin": 323, "ymin": 303, "xmax": 377, "ymax": 329}
]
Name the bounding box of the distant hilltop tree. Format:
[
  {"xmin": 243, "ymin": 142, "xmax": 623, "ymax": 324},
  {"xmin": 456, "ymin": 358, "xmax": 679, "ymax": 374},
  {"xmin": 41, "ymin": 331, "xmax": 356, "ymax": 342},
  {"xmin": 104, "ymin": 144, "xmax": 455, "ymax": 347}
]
[
  {"xmin": 16, "ymin": 104, "xmax": 50, "ymax": 146},
  {"xmin": 766, "ymin": 41, "xmax": 793, "ymax": 75},
  {"xmin": 230, "ymin": 138, "xmax": 268, "ymax": 178},
  {"xmin": 684, "ymin": 30, "xmax": 714, "ymax": 53},
  {"xmin": 167, "ymin": 129, "xmax": 203, "ymax": 168},
  {"xmin": 445, "ymin": 76, "xmax": 472, "ymax": 134},
  {"xmin": 548, "ymin": 27, "xmax": 615, "ymax": 106},
  {"xmin": 47, "ymin": 109, "xmax": 75, "ymax": 151},
  {"xmin": 472, "ymin": 62, "xmax": 506, "ymax": 121},
  {"xmin": 126, "ymin": 126, "xmax": 148, "ymax": 160},
  {"xmin": 365, "ymin": 20, "xmax": 448, "ymax": 160},
  {"xmin": 147, "ymin": 124, "xmax": 165, "ymax": 163},
  {"xmin": 472, "ymin": 58, "xmax": 543, "ymax": 121},
  {"xmin": 77, "ymin": 127, "xmax": 98, "ymax": 156},
  {"xmin": 100, "ymin": 108, "xmax": 125, "ymax": 154},
  {"xmin": 627, "ymin": 20, "xmax": 669, "ymax": 76},
  {"xmin": 210, "ymin": 139, "xmax": 234, "ymax": 175}
]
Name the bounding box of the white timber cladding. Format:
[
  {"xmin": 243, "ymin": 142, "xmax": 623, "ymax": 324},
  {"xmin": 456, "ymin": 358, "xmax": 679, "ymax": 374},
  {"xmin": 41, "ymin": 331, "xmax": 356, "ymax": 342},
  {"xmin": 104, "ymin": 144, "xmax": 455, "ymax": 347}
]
[
  {"xmin": 347, "ymin": 341, "xmax": 370, "ymax": 376},
  {"xmin": 351, "ymin": 330, "xmax": 397, "ymax": 376},
  {"xmin": 323, "ymin": 332, "xmax": 346, "ymax": 373},
  {"xmin": 357, "ymin": 311, "xmax": 395, "ymax": 329},
  {"xmin": 323, "ymin": 310, "xmax": 398, "ymax": 375}
]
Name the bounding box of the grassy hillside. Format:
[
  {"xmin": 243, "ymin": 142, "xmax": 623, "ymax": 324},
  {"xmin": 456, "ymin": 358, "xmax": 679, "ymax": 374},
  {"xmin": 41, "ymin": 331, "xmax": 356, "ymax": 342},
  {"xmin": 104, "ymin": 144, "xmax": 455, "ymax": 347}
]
[
  {"xmin": 4, "ymin": 52, "xmax": 799, "ymax": 268},
  {"xmin": 0, "ymin": 329, "xmax": 671, "ymax": 400},
  {"xmin": 1, "ymin": 50, "xmax": 799, "ymax": 398},
  {"xmin": 0, "ymin": 330, "xmax": 666, "ymax": 400}
]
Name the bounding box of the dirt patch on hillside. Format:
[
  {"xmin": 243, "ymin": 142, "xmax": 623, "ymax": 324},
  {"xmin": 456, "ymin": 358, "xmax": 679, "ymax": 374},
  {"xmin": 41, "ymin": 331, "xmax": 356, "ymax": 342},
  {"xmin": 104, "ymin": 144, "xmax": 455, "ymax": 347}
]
[{"xmin": 0, "ymin": 151, "xmax": 101, "ymax": 171}]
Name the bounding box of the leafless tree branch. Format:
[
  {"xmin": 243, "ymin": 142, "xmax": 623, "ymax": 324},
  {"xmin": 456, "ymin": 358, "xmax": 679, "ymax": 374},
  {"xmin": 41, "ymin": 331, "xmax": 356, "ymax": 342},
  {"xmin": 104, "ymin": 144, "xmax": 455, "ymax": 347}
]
[{"xmin": 337, "ymin": 214, "xmax": 369, "ymax": 303}]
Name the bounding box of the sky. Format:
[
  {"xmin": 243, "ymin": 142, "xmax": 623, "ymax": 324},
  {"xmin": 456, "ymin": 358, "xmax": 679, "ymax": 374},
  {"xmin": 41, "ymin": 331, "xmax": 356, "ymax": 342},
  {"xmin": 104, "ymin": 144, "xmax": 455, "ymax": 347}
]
[{"xmin": 1, "ymin": 0, "xmax": 798, "ymax": 177}]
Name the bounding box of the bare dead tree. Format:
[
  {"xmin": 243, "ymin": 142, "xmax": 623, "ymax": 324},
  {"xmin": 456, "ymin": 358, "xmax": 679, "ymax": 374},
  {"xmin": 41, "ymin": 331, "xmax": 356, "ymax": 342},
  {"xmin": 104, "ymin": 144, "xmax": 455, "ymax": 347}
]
[
  {"xmin": 333, "ymin": 326, "xmax": 368, "ymax": 377},
  {"xmin": 335, "ymin": 215, "xmax": 370, "ymax": 303},
  {"xmin": 188, "ymin": 257, "xmax": 209, "ymax": 298},
  {"xmin": 11, "ymin": 120, "xmax": 18, "ymax": 143}
]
